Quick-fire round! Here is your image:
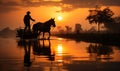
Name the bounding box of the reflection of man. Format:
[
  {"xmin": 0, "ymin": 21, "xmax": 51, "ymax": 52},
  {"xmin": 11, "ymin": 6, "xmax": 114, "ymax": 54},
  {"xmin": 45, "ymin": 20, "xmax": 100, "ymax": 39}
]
[
  {"xmin": 23, "ymin": 11, "xmax": 35, "ymax": 31},
  {"xmin": 24, "ymin": 40, "xmax": 31, "ymax": 67}
]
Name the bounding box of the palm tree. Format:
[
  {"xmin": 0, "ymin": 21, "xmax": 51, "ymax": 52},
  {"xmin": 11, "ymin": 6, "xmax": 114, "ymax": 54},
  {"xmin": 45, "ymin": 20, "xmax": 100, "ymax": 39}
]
[{"xmin": 86, "ymin": 7, "xmax": 114, "ymax": 32}]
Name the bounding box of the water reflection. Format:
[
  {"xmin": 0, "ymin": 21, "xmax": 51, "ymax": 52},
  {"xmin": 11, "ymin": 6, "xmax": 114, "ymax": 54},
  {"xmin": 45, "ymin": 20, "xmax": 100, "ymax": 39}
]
[
  {"xmin": 16, "ymin": 38, "xmax": 120, "ymax": 71},
  {"xmin": 32, "ymin": 40, "xmax": 55, "ymax": 61},
  {"xmin": 17, "ymin": 39, "xmax": 119, "ymax": 63},
  {"xmin": 87, "ymin": 43, "xmax": 113, "ymax": 61},
  {"xmin": 56, "ymin": 44, "xmax": 63, "ymax": 62},
  {"xmin": 17, "ymin": 40, "xmax": 33, "ymax": 67},
  {"xmin": 17, "ymin": 39, "xmax": 55, "ymax": 65},
  {"xmin": 56, "ymin": 44, "xmax": 63, "ymax": 55},
  {"xmin": 17, "ymin": 39, "xmax": 65, "ymax": 71}
]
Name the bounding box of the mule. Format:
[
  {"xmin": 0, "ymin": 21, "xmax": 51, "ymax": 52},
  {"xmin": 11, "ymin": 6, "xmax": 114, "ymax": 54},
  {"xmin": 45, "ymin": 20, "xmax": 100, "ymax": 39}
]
[{"xmin": 32, "ymin": 18, "xmax": 56, "ymax": 39}]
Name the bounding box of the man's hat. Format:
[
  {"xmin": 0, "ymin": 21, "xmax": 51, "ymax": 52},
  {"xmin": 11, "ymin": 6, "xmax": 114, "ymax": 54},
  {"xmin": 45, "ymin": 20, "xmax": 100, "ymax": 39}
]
[{"xmin": 27, "ymin": 11, "xmax": 31, "ymax": 14}]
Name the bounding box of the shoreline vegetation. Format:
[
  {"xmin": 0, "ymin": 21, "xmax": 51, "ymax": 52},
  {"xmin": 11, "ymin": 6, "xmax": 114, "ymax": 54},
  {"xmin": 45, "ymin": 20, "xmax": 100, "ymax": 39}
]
[
  {"xmin": 0, "ymin": 27, "xmax": 120, "ymax": 46},
  {"xmin": 53, "ymin": 33, "xmax": 120, "ymax": 46}
]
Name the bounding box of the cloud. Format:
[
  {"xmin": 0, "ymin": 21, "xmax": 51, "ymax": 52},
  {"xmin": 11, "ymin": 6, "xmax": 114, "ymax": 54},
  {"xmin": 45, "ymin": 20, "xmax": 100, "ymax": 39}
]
[
  {"xmin": 101, "ymin": 0, "xmax": 120, "ymax": 6},
  {"xmin": 0, "ymin": 0, "xmax": 120, "ymax": 13},
  {"xmin": 21, "ymin": 0, "xmax": 120, "ymax": 12},
  {"xmin": 0, "ymin": 0, "xmax": 21, "ymax": 13}
]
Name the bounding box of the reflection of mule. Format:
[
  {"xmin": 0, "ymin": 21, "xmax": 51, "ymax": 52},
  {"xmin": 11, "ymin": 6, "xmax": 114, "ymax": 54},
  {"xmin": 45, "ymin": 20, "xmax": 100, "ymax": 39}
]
[
  {"xmin": 32, "ymin": 18, "xmax": 56, "ymax": 39},
  {"xmin": 33, "ymin": 40, "xmax": 55, "ymax": 61}
]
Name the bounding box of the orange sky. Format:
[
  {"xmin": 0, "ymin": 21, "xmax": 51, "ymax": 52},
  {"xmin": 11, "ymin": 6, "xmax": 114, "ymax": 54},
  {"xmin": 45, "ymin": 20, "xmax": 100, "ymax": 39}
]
[{"xmin": 0, "ymin": 0, "xmax": 120, "ymax": 30}]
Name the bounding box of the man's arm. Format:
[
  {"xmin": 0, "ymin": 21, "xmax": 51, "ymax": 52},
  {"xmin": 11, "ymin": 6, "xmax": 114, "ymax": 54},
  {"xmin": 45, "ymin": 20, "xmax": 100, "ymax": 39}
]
[{"xmin": 29, "ymin": 15, "xmax": 35, "ymax": 21}]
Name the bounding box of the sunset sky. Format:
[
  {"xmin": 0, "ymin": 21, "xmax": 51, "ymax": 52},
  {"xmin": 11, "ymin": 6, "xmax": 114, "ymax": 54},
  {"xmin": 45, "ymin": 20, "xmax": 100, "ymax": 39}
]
[{"xmin": 0, "ymin": 0, "xmax": 120, "ymax": 30}]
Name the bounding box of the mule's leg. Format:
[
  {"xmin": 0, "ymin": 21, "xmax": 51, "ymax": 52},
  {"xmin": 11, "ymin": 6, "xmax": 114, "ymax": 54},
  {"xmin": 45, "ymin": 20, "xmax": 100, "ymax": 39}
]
[
  {"xmin": 48, "ymin": 32, "xmax": 51, "ymax": 39},
  {"xmin": 38, "ymin": 32, "xmax": 41, "ymax": 39},
  {"xmin": 43, "ymin": 32, "xmax": 45, "ymax": 39},
  {"xmin": 38, "ymin": 31, "xmax": 41, "ymax": 35}
]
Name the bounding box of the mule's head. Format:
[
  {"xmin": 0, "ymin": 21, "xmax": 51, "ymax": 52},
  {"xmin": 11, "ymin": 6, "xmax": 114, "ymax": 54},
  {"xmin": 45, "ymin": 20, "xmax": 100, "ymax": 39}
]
[{"xmin": 49, "ymin": 18, "xmax": 56, "ymax": 27}]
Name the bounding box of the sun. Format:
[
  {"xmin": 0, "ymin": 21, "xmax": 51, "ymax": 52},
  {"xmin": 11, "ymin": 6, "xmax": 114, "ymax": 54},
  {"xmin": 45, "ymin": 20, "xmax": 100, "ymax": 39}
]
[{"xmin": 57, "ymin": 16, "xmax": 63, "ymax": 21}]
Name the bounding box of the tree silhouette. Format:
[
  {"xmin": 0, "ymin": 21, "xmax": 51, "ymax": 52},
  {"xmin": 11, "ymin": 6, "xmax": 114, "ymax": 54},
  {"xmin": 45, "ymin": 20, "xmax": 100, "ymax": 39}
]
[
  {"xmin": 86, "ymin": 7, "xmax": 114, "ymax": 32},
  {"xmin": 114, "ymin": 16, "xmax": 120, "ymax": 23},
  {"xmin": 65, "ymin": 26, "xmax": 72, "ymax": 34}
]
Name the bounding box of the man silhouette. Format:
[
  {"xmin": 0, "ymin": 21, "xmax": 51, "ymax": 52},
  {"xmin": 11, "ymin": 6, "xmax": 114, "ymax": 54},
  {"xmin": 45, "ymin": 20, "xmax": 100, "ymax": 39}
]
[{"xmin": 24, "ymin": 11, "xmax": 35, "ymax": 31}]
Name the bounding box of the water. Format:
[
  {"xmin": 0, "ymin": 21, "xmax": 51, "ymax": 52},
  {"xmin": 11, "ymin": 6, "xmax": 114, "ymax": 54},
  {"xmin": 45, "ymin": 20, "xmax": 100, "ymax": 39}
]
[{"xmin": 0, "ymin": 37, "xmax": 120, "ymax": 71}]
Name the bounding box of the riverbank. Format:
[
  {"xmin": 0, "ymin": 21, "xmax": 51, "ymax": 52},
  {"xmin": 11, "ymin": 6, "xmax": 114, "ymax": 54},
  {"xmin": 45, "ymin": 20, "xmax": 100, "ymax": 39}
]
[{"xmin": 54, "ymin": 33, "xmax": 120, "ymax": 46}]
